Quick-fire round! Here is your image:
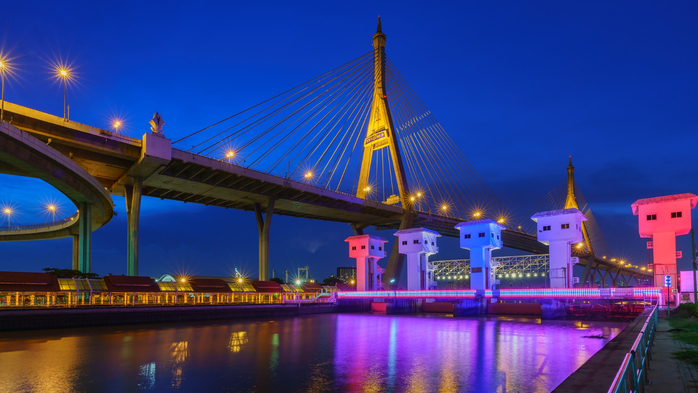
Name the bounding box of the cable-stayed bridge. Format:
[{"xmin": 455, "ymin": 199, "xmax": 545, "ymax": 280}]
[{"xmin": 0, "ymin": 18, "xmax": 650, "ymax": 286}]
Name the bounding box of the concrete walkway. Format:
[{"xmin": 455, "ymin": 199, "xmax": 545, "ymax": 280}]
[
  {"xmin": 555, "ymin": 310, "xmax": 698, "ymax": 393},
  {"xmin": 646, "ymin": 316, "xmax": 698, "ymax": 393}
]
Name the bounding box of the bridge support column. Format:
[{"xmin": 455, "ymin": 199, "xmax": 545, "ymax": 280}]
[
  {"xmin": 601, "ymin": 269, "xmax": 609, "ymax": 288},
  {"xmin": 77, "ymin": 202, "xmax": 92, "ymax": 273},
  {"xmin": 383, "ymin": 213, "xmax": 413, "ymax": 289},
  {"xmin": 255, "ymin": 198, "xmax": 275, "ymax": 281},
  {"xmin": 72, "ymin": 235, "xmax": 79, "ymax": 271},
  {"xmin": 125, "ymin": 178, "xmax": 142, "ymax": 276},
  {"xmin": 580, "ymin": 257, "xmax": 594, "ymax": 287}
]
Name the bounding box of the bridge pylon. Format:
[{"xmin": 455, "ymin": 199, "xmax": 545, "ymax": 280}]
[
  {"xmin": 564, "ymin": 156, "xmax": 594, "ymax": 256},
  {"xmin": 356, "ymin": 17, "xmax": 411, "ymax": 207},
  {"xmin": 355, "ymin": 18, "xmax": 415, "ymax": 288}
]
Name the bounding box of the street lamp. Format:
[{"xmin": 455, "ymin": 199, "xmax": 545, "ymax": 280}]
[
  {"xmin": 0, "ymin": 57, "xmax": 6, "ymax": 122},
  {"xmin": 113, "ymin": 120, "xmax": 122, "ymax": 133},
  {"xmin": 56, "ymin": 67, "xmax": 71, "ymax": 121},
  {"xmin": 46, "ymin": 204, "xmax": 57, "ymax": 222},
  {"xmin": 2, "ymin": 208, "xmax": 11, "ymax": 228}
]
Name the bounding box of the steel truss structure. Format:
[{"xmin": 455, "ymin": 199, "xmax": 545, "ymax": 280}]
[{"xmin": 431, "ymin": 254, "xmax": 550, "ymax": 279}]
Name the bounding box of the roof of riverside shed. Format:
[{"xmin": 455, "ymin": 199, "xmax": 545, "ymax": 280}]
[
  {"xmin": 531, "ymin": 208, "xmax": 587, "ymax": 222},
  {"xmin": 631, "ymin": 193, "xmax": 698, "ymax": 214}
]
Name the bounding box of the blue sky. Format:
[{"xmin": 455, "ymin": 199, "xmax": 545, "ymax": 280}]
[{"xmin": 0, "ymin": 2, "xmax": 696, "ymax": 280}]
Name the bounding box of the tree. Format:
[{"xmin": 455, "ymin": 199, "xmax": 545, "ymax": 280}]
[
  {"xmin": 269, "ymin": 277, "xmax": 284, "ymax": 284},
  {"xmin": 322, "ymin": 276, "xmax": 344, "ymax": 286},
  {"xmin": 42, "ymin": 268, "xmax": 100, "ymax": 279}
]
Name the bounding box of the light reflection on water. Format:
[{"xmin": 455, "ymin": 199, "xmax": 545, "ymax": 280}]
[{"xmin": 0, "ymin": 314, "xmax": 625, "ymax": 392}]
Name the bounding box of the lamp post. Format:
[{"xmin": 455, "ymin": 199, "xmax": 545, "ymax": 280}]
[
  {"xmin": 47, "ymin": 204, "xmax": 56, "ymax": 223},
  {"xmin": 3, "ymin": 208, "xmax": 11, "ymax": 229},
  {"xmin": 58, "ymin": 68, "xmax": 69, "ymax": 121},
  {"xmin": 0, "ymin": 58, "xmax": 5, "ymax": 122}
]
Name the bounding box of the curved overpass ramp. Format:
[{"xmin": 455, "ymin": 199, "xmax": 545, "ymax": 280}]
[{"xmin": 0, "ymin": 121, "xmax": 114, "ymax": 270}]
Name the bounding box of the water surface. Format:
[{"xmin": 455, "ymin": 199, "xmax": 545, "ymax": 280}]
[{"xmin": 0, "ymin": 314, "xmax": 626, "ymax": 392}]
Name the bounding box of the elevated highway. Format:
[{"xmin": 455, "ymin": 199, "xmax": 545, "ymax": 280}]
[
  {"xmin": 0, "ymin": 101, "xmax": 650, "ymax": 285},
  {"xmin": 0, "ymin": 120, "xmax": 114, "ymax": 272}
]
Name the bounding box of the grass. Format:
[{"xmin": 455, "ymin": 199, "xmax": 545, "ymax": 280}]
[{"xmin": 668, "ymin": 303, "xmax": 698, "ymax": 364}]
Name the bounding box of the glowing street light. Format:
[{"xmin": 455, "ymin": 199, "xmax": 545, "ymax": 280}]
[
  {"xmin": 473, "ymin": 211, "xmax": 481, "ymax": 218},
  {"xmin": 304, "ymin": 171, "xmax": 313, "ymax": 182},
  {"xmin": 2, "ymin": 208, "xmax": 11, "ymax": 228},
  {"xmin": 180, "ymin": 278, "xmax": 186, "ymax": 283},
  {"xmin": 56, "ymin": 66, "xmax": 72, "ymax": 121},
  {"xmin": 225, "ymin": 150, "xmax": 235, "ymax": 163},
  {"xmin": 497, "ymin": 217, "xmax": 505, "ymax": 224},
  {"xmin": 295, "ymin": 280, "xmax": 301, "ymax": 285},
  {"xmin": 46, "ymin": 204, "xmax": 57, "ymax": 222},
  {"xmin": 113, "ymin": 120, "xmax": 122, "ymax": 132},
  {"xmin": 350, "ymin": 279, "xmax": 355, "ymax": 285},
  {"xmin": 441, "ymin": 204, "xmax": 448, "ymax": 212},
  {"xmin": 237, "ymin": 278, "xmax": 243, "ymax": 283}
]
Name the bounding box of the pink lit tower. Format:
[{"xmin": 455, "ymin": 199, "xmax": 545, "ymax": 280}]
[{"xmin": 632, "ymin": 193, "xmax": 698, "ymax": 288}]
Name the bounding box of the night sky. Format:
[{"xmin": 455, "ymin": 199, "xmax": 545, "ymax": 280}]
[{"xmin": 1, "ymin": 2, "xmax": 696, "ymax": 281}]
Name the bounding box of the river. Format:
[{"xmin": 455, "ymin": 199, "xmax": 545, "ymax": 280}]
[{"xmin": 0, "ymin": 314, "xmax": 626, "ymax": 393}]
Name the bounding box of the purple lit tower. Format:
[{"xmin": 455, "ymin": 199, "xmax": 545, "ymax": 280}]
[{"xmin": 455, "ymin": 219, "xmax": 504, "ymax": 291}]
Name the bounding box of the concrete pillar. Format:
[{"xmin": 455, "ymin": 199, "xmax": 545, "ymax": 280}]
[
  {"xmin": 580, "ymin": 257, "xmax": 594, "ymax": 287},
  {"xmin": 254, "ymin": 198, "xmax": 275, "ymax": 281},
  {"xmin": 125, "ymin": 178, "xmax": 143, "ymax": 276},
  {"xmin": 77, "ymin": 202, "xmax": 92, "ymax": 273},
  {"xmin": 383, "ymin": 213, "xmax": 413, "ymax": 289},
  {"xmin": 72, "ymin": 235, "xmax": 80, "ymax": 271}
]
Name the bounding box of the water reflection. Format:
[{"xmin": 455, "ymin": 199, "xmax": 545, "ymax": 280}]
[
  {"xmin": 228, "ymin": 331, "xmax": 248, "ymax": 353},
  {"xmin": 170, "ymin": 341, "xmax": 188, "ymax": 363},
  {"xmin": 0, "ymin": 314, "xmax": 626, "ymax": 392}
]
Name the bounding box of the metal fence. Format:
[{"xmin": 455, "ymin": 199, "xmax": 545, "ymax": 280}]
[
  {"xmin": 607, "ymin": 306, "xmax": 658, "ymax": 393},
  {"xmin": 0, "ymin": 213, "xmax": 78, "ymax": 232}
]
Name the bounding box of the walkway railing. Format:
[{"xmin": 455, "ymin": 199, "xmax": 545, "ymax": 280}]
[
  {"xmin": 607, "ymin": 306, "xmax": 658, "ymax": 393},
  {"xmin": 0, "ymin": 213, "xmax": 78, "ymax": 232}
]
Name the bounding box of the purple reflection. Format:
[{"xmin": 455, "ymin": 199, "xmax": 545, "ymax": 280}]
[
  {"xmin": 0, "ymin": 315, "xmax": 624, "ymax": 392},
  {"xmin": 333, "ymin": 315, "xmax": 624, "ymax": 392}
]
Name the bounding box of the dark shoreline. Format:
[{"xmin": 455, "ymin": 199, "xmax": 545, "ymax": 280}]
[{"xmin": 0, "ymin": 303, "xmax": 338, "ymax": 332}]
